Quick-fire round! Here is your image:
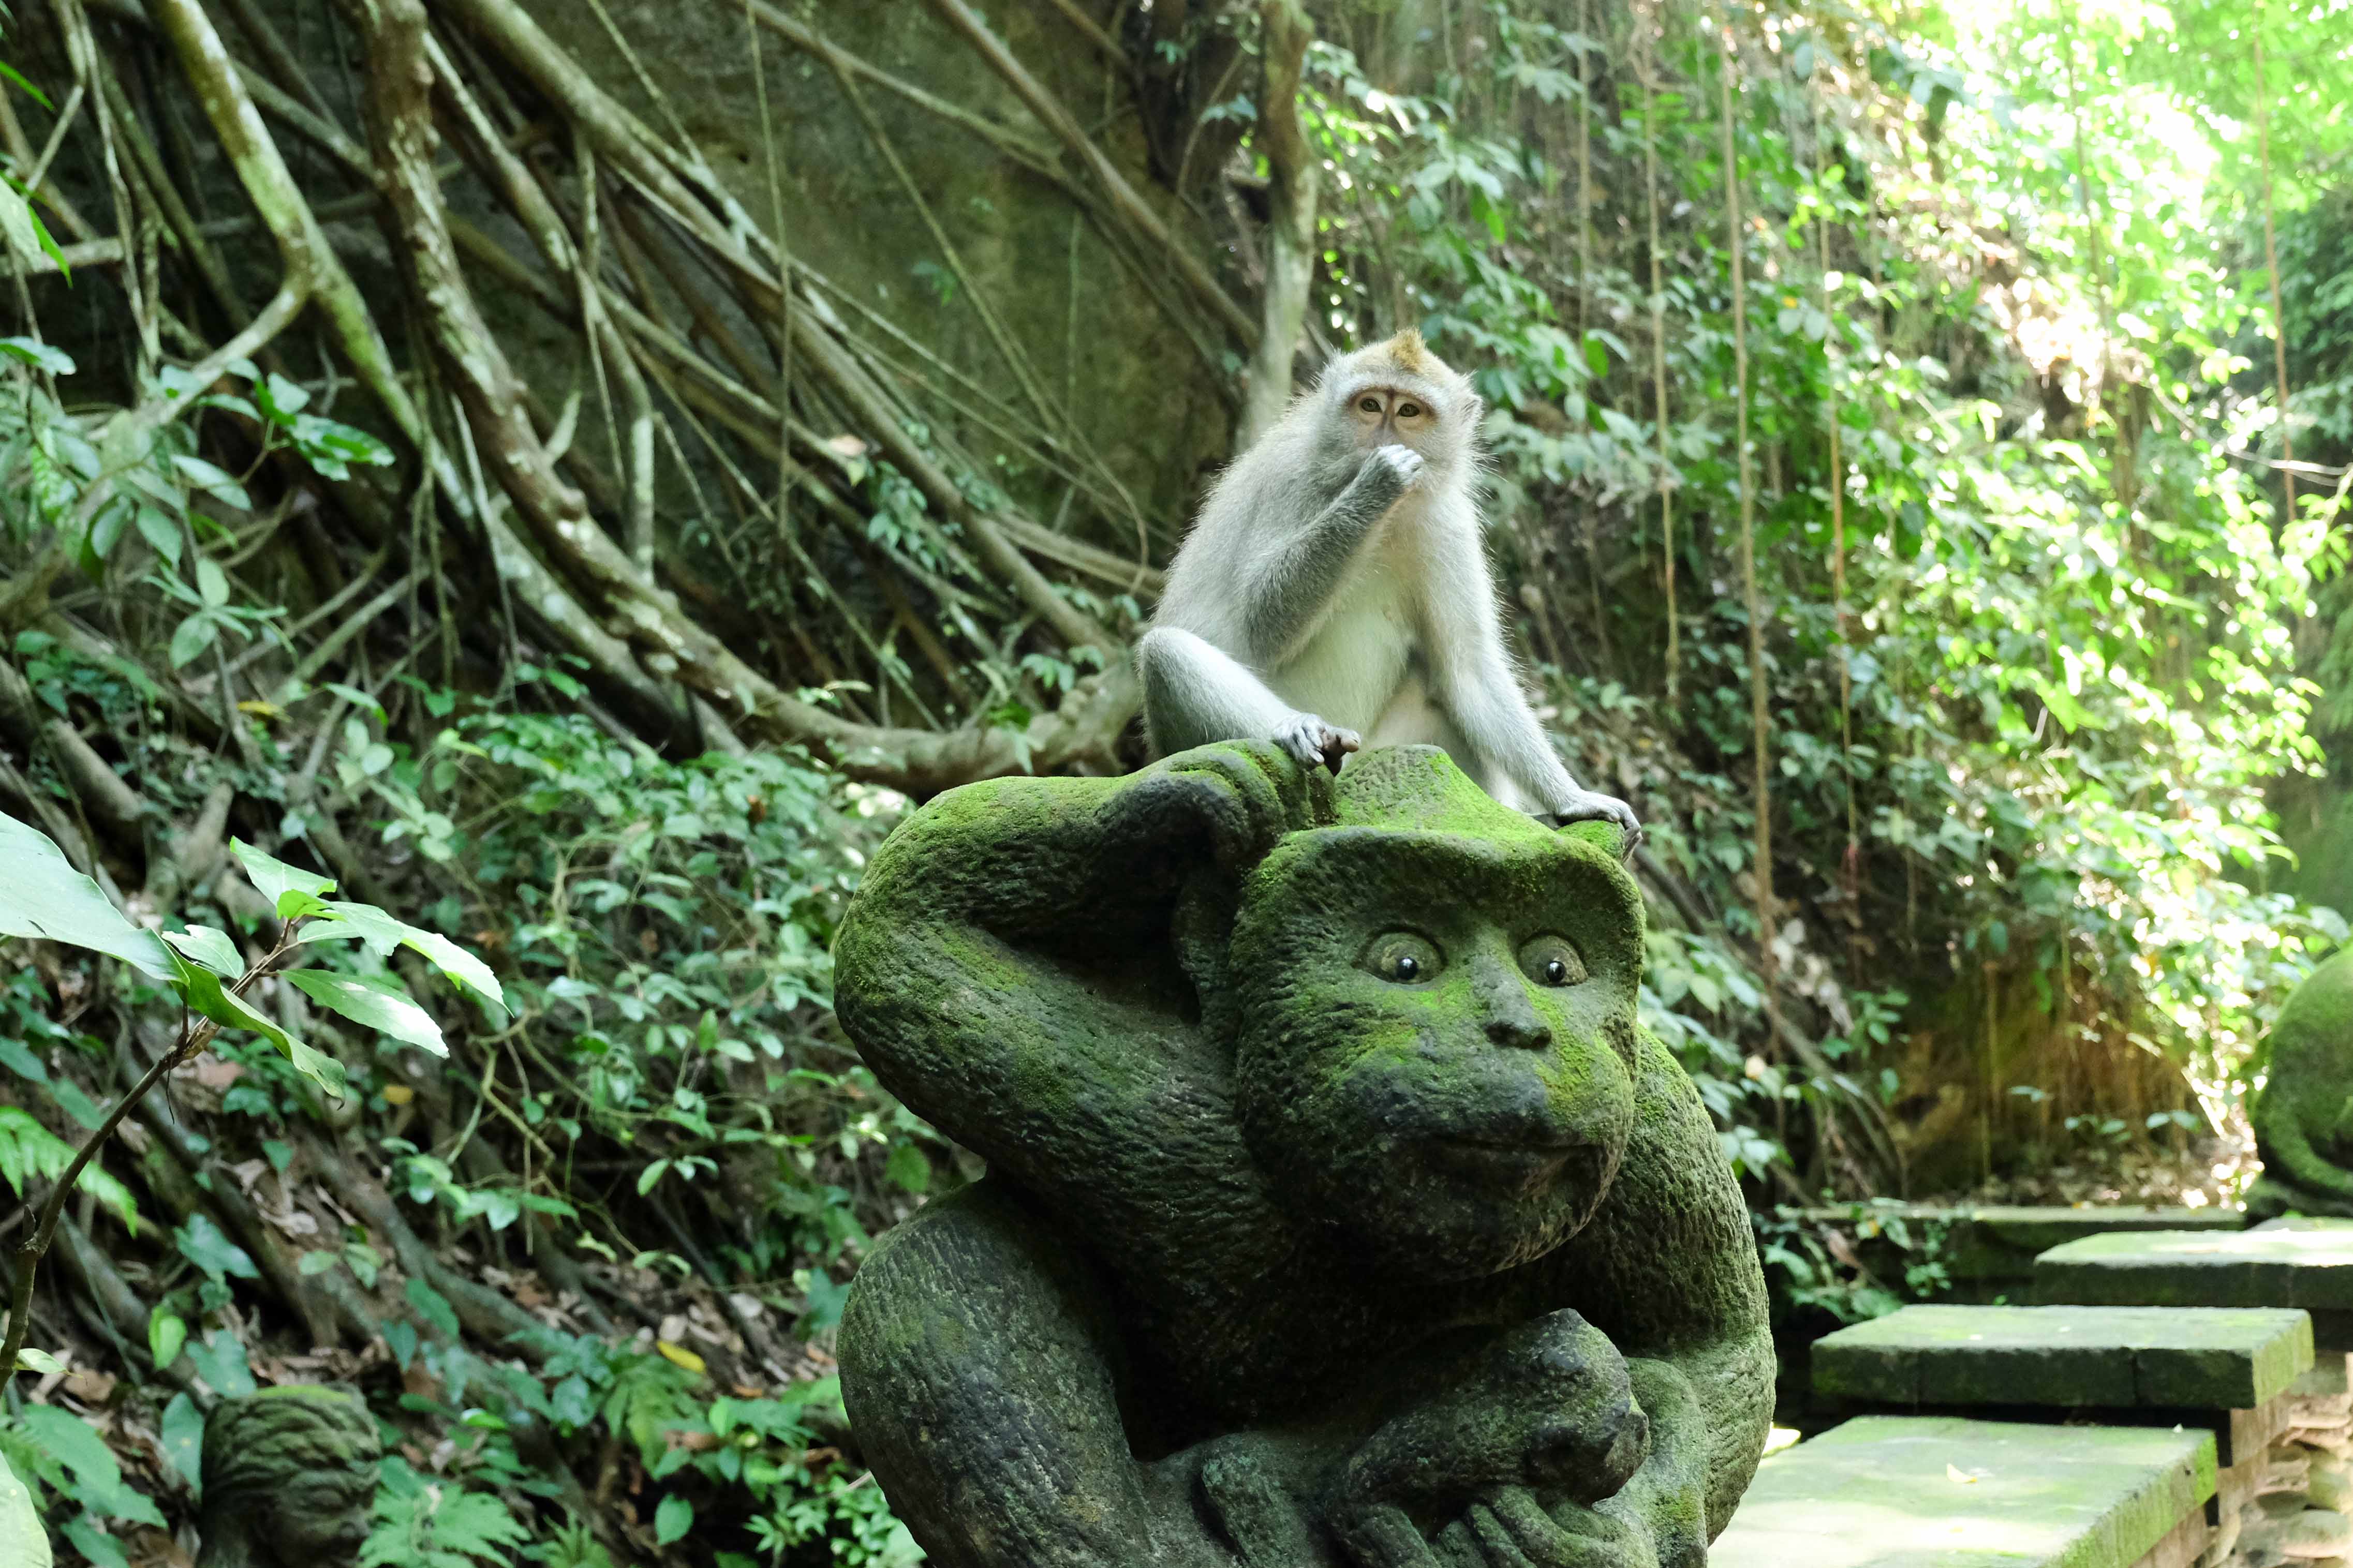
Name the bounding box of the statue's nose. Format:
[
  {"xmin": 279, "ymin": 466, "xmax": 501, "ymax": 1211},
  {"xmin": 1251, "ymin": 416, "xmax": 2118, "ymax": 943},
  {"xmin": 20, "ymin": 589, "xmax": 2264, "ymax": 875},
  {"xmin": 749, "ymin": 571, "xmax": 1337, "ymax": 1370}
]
[{"xmin": 1477, "ymin": 962, "xmax": 1553, "ymax": 1051}]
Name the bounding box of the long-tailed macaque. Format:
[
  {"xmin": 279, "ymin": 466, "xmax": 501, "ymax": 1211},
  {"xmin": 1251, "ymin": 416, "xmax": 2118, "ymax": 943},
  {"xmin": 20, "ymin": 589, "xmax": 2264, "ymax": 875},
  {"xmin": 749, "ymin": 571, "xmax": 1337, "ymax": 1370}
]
[{"xmin": 1137, "ymin": 331, "xmax": 1642, "ymax": 843}]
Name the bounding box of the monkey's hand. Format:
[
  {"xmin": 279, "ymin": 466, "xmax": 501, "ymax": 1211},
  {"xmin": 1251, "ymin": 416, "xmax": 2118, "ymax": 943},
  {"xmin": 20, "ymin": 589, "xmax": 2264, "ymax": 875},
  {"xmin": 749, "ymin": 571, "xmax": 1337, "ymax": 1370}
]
[
  {"xmin": 1274, "ymin": 713, "xmax": 1363, "ymax": 776},
  {"xmin": 1346, "ymin": 443, "xmax": 1427, "ymax": 516},
  {"xmin": 1545, "ymin": 790, "xmax": 1644, "ymax": 855}
]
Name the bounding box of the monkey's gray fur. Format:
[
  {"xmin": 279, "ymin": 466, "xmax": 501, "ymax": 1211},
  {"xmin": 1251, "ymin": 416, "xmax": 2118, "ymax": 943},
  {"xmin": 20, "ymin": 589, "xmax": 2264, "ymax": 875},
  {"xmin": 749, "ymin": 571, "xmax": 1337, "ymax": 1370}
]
[{"xmin": 1137, "ymin": 330, "xmax": 1643, "ymax": 844}]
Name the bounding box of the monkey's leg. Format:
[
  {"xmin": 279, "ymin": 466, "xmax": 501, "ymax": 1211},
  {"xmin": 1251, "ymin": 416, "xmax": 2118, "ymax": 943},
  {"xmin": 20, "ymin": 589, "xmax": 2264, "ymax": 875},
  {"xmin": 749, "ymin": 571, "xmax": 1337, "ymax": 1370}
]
[
  {"xmin": 1138, "ymin": 626, "xmax": 1359, "ymax": 773},
  {"xmin": 840, "ymin": 1179, "xmax": 1233, "ymax": 1568}
]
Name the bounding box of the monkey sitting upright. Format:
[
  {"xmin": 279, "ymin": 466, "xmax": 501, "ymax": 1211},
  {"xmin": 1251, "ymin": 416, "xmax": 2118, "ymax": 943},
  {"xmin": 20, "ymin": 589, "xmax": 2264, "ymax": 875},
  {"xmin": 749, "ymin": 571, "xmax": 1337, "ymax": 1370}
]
[{"xmin": 1137, "ymin": 330, "xmax": 1642, "ymax": 843}]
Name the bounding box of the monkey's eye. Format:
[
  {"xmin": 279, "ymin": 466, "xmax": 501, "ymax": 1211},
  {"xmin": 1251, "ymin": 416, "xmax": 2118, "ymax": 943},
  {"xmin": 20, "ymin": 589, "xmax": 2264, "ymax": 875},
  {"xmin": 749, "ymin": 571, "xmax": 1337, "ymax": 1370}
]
[
  {"xmin": 1362, "ymin": 932, "xmax": 1443, "ymax": 985},
  {"xmin": 1357, "ymin": 395, "xmax": 1383, "ymax": 416},
  {"xmin": 1518, "ymin": 935, "xmax": 1588, "ymax": 988},
  {"xmin": 1397, "ymin": 400, "xmax": 1425, "ymax": 420}
]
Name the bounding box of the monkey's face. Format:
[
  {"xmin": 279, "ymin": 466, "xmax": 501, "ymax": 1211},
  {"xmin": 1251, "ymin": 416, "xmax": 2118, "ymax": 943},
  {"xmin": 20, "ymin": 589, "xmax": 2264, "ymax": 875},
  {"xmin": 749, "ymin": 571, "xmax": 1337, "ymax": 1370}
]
[
  {"xmin": 1323, "ymin": 330, "xmax": 1482, "ymax": 467},
  {"xmin": 1227, "ymin": 819, "xmax": 1644, "ymax": 1281}
]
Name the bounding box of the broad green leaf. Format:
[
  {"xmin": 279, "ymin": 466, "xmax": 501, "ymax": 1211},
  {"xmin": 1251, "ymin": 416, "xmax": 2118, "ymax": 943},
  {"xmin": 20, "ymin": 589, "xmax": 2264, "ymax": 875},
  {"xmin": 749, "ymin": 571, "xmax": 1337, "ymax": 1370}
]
[
  {"xmin": 9, "ymin": 1349, "xmax": 62, "ymax": 1375},
  {"xmin": 404, "ymin": 1278, "xmax": 461, "ymax": 1339},
  {"xmin": 160, "ymin": 924, "xmax": 243, "ymax": 980},
  {"xmin": 228, "ymin": 838, "xmax": 334, "ymax": 919},
  {"xmin": 166, "ymin": 952, "xmax": 346, "ymax": 1101},
  {"xmin": 285, "ymin": 969, "xmax": 446, "ymax": 1056},
  {"xmin": 60, "ymin": 1519, "xmax": 126, "ymax": 1568},
  {"xmin": 399, "ymin": 929, "xmax": 506, "ymax": 1015},
  {"xmin": 195, "ymin": 558, "xmax": 229, "ymax": 608},
  {"xmin": 181, "ymin": 1330, "xmax": 256, "ymax": 1399},
  {"xmin": 654, "ymin": 1496, "xmax": 692, "ymax": 1547},
  {"xmin": 294, "ymin": 900, "xmax": 405, "ymax": 955},
  {"xmin": 0, "ymin": 337, "xmax": 71, "ymax": 376},
  {"xmin": 297, "ymin": 1249, "xmax": 340, "ymax": 1277},
  {"xmin": 157, "ymin": 1394, "xmax": 203, "ymax": 1493},
  {"xmin": 0, "ymin": 814, "xmax": 173, "ymax": 979},
  {"xmin": 134, "ymin": 506, "xmax": 180, "ymax": 566},
  {"xmin": 167, "ymin": 613, "xmax": 217, "ymax": 670},
  {"xmin": 147, "ymin": 1308, "xmax": 186, "ymax": 1371},
  {"xmin": 175, "ymin": 1213, "xmax": 258, "ymax": 1283},
  {"xmin": 0, "ymin": 184, "xmax": 42, "ymax": 270},
  {"xmin": 298, "ymin": 905, "xmax": 505, "ymax": 1015},
  {"xmin": 168, "ymin": 454, "xmax": 250, "ymax": 511},
  {"xmin": 0, "ymin": 1453, "xmax": 50, "ymax": 1568}
]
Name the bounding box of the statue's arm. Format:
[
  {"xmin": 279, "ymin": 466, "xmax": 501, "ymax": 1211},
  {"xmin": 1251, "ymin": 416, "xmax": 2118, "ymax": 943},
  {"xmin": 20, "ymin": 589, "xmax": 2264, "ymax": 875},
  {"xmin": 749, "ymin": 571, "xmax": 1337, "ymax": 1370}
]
[
  {"xmin": 834, "ymin": 742, "xmax": 1321, "ymax": 1191},
  {"xmin": 1543, "ymin": 1031, "xmax": 1774, "ymax": 1560}
]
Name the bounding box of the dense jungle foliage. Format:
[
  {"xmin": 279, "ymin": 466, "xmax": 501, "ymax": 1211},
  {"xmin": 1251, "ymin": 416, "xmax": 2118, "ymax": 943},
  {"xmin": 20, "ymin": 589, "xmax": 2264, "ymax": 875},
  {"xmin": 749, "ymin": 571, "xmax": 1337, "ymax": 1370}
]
[{"xmin": 0, "ymin": 0, "xmax": 2346, "ymax": 1559}]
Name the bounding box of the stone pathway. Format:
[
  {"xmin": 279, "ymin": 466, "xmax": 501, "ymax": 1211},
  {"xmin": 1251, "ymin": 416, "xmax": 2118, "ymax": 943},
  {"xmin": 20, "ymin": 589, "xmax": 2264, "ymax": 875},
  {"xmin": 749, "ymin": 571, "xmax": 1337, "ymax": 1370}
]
[
  {"xmin": 1715, "ymin": 1212, "xmax": 2353, "ymax": 1566},
  {"xmin": 1712, "ymin": 1415, "xmax": 2216, "ymax": 1568}
]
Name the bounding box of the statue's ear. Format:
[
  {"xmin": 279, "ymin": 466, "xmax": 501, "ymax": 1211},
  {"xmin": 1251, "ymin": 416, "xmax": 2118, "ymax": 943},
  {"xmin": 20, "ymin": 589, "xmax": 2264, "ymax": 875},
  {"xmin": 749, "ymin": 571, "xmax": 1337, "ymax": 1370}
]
[{"xmin": 833, "ymin": 742, "xmax": 1329, "ymax": 1199}]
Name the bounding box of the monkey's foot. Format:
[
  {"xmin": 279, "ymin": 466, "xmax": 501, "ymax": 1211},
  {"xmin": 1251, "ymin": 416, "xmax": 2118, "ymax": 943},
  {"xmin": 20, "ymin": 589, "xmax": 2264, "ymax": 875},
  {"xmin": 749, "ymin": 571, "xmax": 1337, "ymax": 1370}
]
[
  {"xmin": 1546, "ymin": 791, "xmax": 1644, "ymax": 855},
  {"xmin": 1273, "ymin": 713, "xmax": 1361, "ymax": 776}
]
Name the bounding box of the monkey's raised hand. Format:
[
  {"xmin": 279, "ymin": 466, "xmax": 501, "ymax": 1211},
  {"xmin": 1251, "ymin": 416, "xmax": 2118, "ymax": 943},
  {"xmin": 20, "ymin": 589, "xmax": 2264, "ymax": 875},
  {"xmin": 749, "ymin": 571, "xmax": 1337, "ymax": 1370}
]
[
  {"xmin": 1544, "ymin": 790, "xmax": 1645, "ymax": 855},
  {"xmin": 1274, "ymin": 712, "xmax": 1362, "ymax": 776},
  {"xmin": 1347, "ymin": 442, "xmax": 1426, "ymax": 515}
]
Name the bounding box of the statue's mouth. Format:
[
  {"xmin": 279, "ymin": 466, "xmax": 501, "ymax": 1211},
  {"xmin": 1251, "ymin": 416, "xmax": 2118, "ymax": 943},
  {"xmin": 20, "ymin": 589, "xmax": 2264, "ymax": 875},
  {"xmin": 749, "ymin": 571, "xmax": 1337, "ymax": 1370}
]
[{"xmin": 1425, "ymin": 1134, "xmax": 1579, "ymax": 1190}]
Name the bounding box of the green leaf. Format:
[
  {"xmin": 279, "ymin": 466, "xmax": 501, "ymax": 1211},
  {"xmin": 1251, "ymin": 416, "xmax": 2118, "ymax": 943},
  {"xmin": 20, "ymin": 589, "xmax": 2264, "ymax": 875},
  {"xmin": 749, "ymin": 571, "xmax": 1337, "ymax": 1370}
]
[
  {"xmin": 194, "ymin": 558, "xmax": 229, "ymax": 608},
  {"xmin": 9, "ymin": 1349, "xmax": 62, "ymax": 1376},
  {"xmin": 0, "ymin": 1453, "xmax": 51, "ymax": 1568},
  {"xmin": 297, "ymin": 1249, "xmax": 340, "ymax": 1277},
  {"xmin": 654, "ymin": 1496, "xmax": 692, "ymax": 1547},
  {"xmin": 147, "ymin": 1308, "xmax": 186, "ymax": 1371},
  {"xmin": 0, "ymin": 337, "xmax": 71, "ymax": 376},
  {"xmin": 160, "ymin": 924, "xmax": 243, "ymax": 980},
  {"xmin": 228, "ymin": 838, "xmax": 334, "ymax": 919},
  {"xmin": 398, "ymin": 929, "xmax": 506, "ymax": 1016},
  {"xmin": 169, "ymin": 454, "xmax": 249, "ymax": 511},
  {"xmin": 0, "ymin": 184, "xmax": 43, "ymax": 271},
  {"xmin": 0, "ymin": 814, "xmax": 174, "ymax": 979},
  {"xmin": 167, "ymin": 953, "xmax": 349, "ymax": 1101},
  {"xmin": 167, "ymin": 613, "xmax": 218, "ymax": 670},
  {"xmin": 181, "ymin": 1330, "xmax": 256, "ymax": 1399},
  {"xmin": 284, "ymin": 969, "xmax": 445, "ymax": 1056},
  {"xmin": 298, "ymin": 904, "xmax": 505, "ymax": 1015},
  {"xmin": 404, "ymin": 1278, "xmax": 461, "ymax": 1340},
  {"xmin": 134, "ymin": 506, "xmax": 180, "ymax": 566},
  {"xmin": 157, "ymin": 1394, "xmax": 203, "ymax": 1494},
  {"xmin": 58, "ymin": 1519, "xmax": 125, "ymax": 1568},
  {"xmin": 175, "ymin": 1213, "xmax": 258, "ymax": 1283}
]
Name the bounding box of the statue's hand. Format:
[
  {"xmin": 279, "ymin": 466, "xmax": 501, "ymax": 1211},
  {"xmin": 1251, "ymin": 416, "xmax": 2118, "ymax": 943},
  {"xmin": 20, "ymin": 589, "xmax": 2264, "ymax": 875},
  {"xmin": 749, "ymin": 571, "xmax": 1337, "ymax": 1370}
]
[{"xmin": 1430, "ymin": 1489, "xmax": 1658, "ymax": 1568}]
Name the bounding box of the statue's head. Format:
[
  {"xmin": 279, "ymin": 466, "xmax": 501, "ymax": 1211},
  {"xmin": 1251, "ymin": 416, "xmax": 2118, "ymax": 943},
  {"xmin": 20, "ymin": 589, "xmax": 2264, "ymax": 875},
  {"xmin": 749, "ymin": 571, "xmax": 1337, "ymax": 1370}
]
[
  {"xmin": 1226, "ymin": 749, "xmax": 1642, "ymax": 1277},
  {"xmin": 838, "ymin": 741, "xmax": 1648, "ymax": 1291},
  {"xmin": 196, "ymin": 1387, "xmax": 379, "ymax": 1568}
]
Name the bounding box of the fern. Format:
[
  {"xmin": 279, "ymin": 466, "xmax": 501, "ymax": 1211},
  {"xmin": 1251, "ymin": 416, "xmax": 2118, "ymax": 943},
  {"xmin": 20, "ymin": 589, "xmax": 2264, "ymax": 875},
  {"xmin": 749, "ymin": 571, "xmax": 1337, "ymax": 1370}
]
[
  {"xmin": 0, "ymin": 1107, "xmax": 139, "ymax": 1233},
  {"xmin": 360, "ymin": 1459, "xmax": 530, "ymax": 1568}
]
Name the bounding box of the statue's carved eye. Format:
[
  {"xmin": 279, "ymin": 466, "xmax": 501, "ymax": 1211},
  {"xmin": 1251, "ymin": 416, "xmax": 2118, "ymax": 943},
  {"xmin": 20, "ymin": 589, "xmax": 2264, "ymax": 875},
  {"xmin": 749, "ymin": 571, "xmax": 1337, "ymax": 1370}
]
[
  {"xmin": 1519, "ymin": 935, "xmax": 1588, "ymax": 988},
  {"xmin": 1362, "ymin": 931, "xmax": 1442, "ymax": 985}
]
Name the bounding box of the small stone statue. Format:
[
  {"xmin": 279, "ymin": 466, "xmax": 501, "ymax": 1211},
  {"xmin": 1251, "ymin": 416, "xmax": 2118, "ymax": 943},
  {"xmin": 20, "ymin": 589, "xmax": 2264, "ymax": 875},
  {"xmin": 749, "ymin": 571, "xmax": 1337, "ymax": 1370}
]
[
  {"xmin": 2248, "ymin": 946, "xmax": 2353, "ymax": 1222},
  {"xmin": 835, "ymin": 743, "xmax": 1773, "ymax": 1567},
  {"xmin": 196, "ymin": 1387, "xmax": 380, "ymax": 1568}
]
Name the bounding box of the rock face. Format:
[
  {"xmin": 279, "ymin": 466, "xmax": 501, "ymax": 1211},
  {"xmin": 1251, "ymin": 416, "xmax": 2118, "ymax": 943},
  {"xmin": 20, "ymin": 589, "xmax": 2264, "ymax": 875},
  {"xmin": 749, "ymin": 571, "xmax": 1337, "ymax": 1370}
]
[
  {"xmin": 2250, "ymin": 949, "xmax": 2353, "ymax": 1223},
  {"xmin": 832, "ymin": 741, "xmax": 1774, "ymax": 1567},
  {"xmin": 195, "ymin": 1386, "xmax": 380, "ymax": 1568}
]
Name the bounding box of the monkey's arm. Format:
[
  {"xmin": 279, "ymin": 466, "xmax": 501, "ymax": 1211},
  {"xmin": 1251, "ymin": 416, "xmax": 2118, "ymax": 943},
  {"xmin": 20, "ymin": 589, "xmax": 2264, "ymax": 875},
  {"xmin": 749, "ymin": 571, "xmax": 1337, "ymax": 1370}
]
[
  {"xmin": 1420, "ymin": 517, "xmax": 1642, "ymax": 843},
  {"xmin": 1240, "ymin": 444, "xmax": 1424, "ymax": 664},
  {"xmin": 1534, "ymin": 1030, "xmax": 1774, "ymax": 1558},
  {"xmin": 1138, "ymin": 628, "xmax": 1362, "ymax": 774}
]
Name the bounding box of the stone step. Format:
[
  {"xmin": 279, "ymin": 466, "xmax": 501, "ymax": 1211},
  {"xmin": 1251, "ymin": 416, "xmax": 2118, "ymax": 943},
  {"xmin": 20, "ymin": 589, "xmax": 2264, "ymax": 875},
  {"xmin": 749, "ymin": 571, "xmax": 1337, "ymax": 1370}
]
[
  {"xmin": 1711, "ymin": 1415, "xmax": 2217, "ymax": 1568},
  {"xmin": 1814, "ymin": 1305, "xmax": 2314, "ymax": 1413},
  {"xmin": 1787, "ymin": 1204, "xmax": 2247, "ymax": 1293},
  {"xmin": 2034, "ymin": 1229, "xmax": 2353, "ymax": 1348}
]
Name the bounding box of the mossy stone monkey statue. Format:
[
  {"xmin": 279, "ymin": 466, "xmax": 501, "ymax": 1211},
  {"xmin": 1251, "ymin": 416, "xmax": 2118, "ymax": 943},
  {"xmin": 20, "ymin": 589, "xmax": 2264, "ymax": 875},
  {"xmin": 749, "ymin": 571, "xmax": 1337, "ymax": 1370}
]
[
  {"xmin": 835, "ymin": 742, "xmax": 1773, "ymax": 1568},
  {"xmin": 196, "ymin": 1386, "xmax": 380, "ymax": 1568},
  {"xmin": 2248, "ymin": 946, "xmax": 2353, "ymax": 1221}
]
